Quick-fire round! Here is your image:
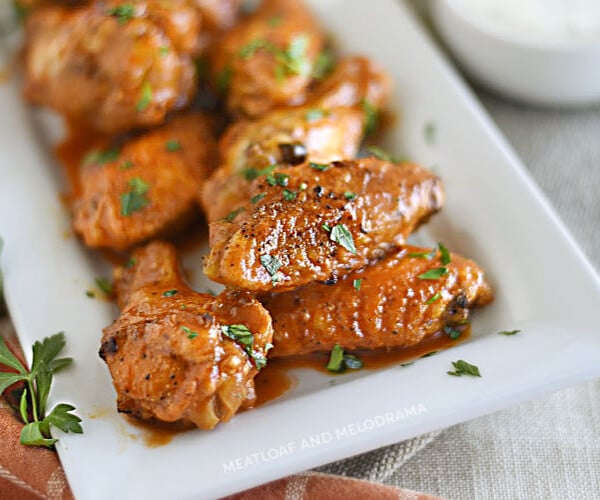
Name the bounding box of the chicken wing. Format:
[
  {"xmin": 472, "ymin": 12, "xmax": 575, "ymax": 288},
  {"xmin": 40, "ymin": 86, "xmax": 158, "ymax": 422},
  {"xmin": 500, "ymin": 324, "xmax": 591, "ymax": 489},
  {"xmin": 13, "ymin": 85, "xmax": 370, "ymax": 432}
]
[
  {"xmin": 210, "ymin": 0, "xmax": 325, "ymax": 117},
  {"xmin": 72, "ymin": 113, "xmax": 217, "ymax": 250},
  {"xmin": 204, "ymin": 158, "xmax": 444, "ymax": 292},
  {"xmin": 200, "ymin": 105, "xmax": 365, "ymax": 220},
  {"xmin": 260, "ymin": 246, "xmax": 493, "ymax": 357},
  {"xmin": 100, "ymin": 241, "xmax": 273, "ymax": 429},
  {"xmin": 24, "ymin": 1, "xmax": 201, "ymax": 133}
]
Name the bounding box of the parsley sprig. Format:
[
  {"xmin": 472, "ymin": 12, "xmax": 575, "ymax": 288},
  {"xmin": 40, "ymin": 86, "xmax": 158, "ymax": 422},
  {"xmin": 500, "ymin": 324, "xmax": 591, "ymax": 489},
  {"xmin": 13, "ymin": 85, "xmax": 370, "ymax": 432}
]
[
  {"xmin": 0, "ymin": 332, "xmax": 82, "ymax": 447},
  {"xmin": 326, "ymin": 344, "xmax": 363, "ymax": 373},
  {"xmin": 221, "ymin": 324, "xmax": 272, "ymax": 370}
]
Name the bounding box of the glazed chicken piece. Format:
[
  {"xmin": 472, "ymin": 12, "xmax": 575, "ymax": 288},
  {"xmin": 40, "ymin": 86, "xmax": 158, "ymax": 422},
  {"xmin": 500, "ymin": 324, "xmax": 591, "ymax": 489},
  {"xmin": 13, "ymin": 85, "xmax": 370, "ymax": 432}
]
[
  {"xmin": 72, "ymin": 113, "xmax": 217, "ymax": 250},
  {"xmin": 260, "ymin": 246, "xmax": 493, "ymax": 357},
  {"xmin": 200, "ymin": 105, "xmax": 365, "ymax": 221},
  {"xmin": 24, "ymin": 0, "xmax": 201, "ymax": 133},
  {"xmin": 100, "ymin": 241, "xmax": 273, "ymax": 430},
  {"xmin": 210, "ymin": 0, "xmax": 325, "ymax": 117},
  {"xmin": 204, "ymin": 157, "xmax": 444, "ymax": 292}
]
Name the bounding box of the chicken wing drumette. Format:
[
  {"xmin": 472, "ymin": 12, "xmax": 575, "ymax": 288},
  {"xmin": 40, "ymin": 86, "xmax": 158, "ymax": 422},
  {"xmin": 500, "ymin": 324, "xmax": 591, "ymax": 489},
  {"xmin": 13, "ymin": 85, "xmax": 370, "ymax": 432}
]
[
  {"xmin": 260, "ymin": 246, "xmax": 493, "ymax": 357},
  {"xmin": 72, "ymin": 113, "xmax": 217, "ymax": 250},
  {"xmin": 204, "ymin": 157, "xmax": 444, "ymax": 292},
  {"xmin": 100, "ymin": 241, "xmax": 273, "ymax": 430},
  {"xmin": 24, "ymin": 0, "xmax": 204, "ymax": 133},
  {"xmin": 210, "ymin": 0, "xmax": 325, "ymax": 117}
]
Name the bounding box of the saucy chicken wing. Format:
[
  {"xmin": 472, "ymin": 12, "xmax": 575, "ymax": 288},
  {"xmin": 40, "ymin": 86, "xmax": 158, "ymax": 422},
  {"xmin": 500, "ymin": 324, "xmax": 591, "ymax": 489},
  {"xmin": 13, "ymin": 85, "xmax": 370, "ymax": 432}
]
[
  {"xmin": 72, "ymin": 113, "xmax": 217, "ymax": 250},
  {"xmin": 204, "ymin": 158, "xmax": 444, "ymax": 292},
  {"xmin": 210, "ymin": 0, "xmax": 325, "ymax": 117},
  {"xmin": 260, "ymin": 246, "xmax": 493, "ymax": 357},
  {"xmin": 200, "ymin": 105, "xmax": 365, "ymax": 220},
  {"xmin": 24, "ymin": 1, "xmax": 201, "ymax": 133},
  {"xmin": 100, "ymin": 241, "xmax": 273, "ymax": 429}
]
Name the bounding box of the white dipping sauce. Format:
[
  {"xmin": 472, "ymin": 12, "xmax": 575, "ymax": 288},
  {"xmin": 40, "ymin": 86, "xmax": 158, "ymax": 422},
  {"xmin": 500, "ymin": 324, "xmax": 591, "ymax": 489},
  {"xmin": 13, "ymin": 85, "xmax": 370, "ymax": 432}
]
[{"xmin": 456, "ymin": 0, "xmax": 600, "ymax": 42}]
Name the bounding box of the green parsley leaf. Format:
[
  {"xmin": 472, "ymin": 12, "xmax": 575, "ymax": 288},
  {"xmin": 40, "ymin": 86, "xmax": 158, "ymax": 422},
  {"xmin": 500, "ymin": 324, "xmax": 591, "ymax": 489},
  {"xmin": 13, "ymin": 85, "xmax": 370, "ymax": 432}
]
[
  {"xmin": 438, "ymin": 242, "xmax": 451, "ymax": 265},
  {"xmin": 312, "ymin": 49, "xmax": 335, "ymax": 80},
  {"xmin": 250, "ymin": 193, "xmax": 266, "ymax": 204},
  {"xmin": 0, "ymin": 333, "xmax": 25, "ymax": 375},
  {"xmin": 361, "ymin": 98, "xmax": 379, "ymax": 136},
  {"xmin": 353, "ymin": 279, "xmax": 362, "ymax": 291},
  {"xmin": 20, "ymin": 422, "xmax": 57, "ymax": 447},
  {"xmin": 124, "ymin": 257, "xmax": 136, "ymax": 268},
  {"xmin": 309, "ymin": 162, "xmax": 329, "ymax": 172},
  {"xmin": 322, "ymin": 223, "xmax": 331, "ymax": 232},
  {"xmin": 421, "ymin": 351, "xmax": 437, "ymax": 358},
  {"xmin": 159, "ymin": 46, "xmax": 169, "ymax": 56},
  {"xmin": 260, "ymin": 254, "xmax": 282, "ymax": 283},
  {"xmin": 95, "ymin": 278, "xmax": 112, "ymax": 296},
  {"xmin": 120, "ymin": 160, "xmax": 133, "ymax": 170},
  {"xmin": 326, "ymin": 344, "xmax": 363, "ymax": 373},
  {"xmin": 418, "ymin": 267, "xmax": 448, "ymax": 280},
  {"xmin": 400, "ymin": 362, "xmax": 415, "ymax": 367},
  {"xmin": 329, "ymin": 224, "xmax": 357, "ymax": 254},
  {"xmin": 305, "ymin": 108, "xmax": 325, "ymax": 121},
  {"xmin": 365, "ymin": 145, "xmax": 404, "ymax": 163},
  {"xmin": 447, "ymin": 359, "xmax": 481, "ymax": 377},
  {"xmin": 444, "ymin": 325, "xmax": 462, "ymax": 340},
  {"xmin": 282, "ymin": 189, "xmax": 297, "ymax": 201},
  {"xmin": 163, "ymin": 289, "xmax": 178, "ymax": 297},
  {"xmin": 242, "ymin": 164, "xmax": 276, "ymax": 181},
  {"xmin": 266, "ymin": 172, "xmax": 289, "ymax": 187},
  {"xmin": 85, "ymin": 290, "xmax": 95, "ymax": 298},
  {"xmin": 136, "ymin": 82, "xmax": 153, "ymax": 112},
  {"xmin": 424, "ymin": 122, "xmax": 436, "ymax": 145},
  {"xmin": 43, "ymin": 403, "xmax": 83, "ymax": 434},
  {"xmin": 0, "ymin": 371, "xmax": 27, "ymax": 396},
  {"xmin": 120, "ymin": 177, "xmax": 150, "ymax": 216},
  {"xmin": 267, "ymin": 15, "xmax": 282, "ymax": 27},
  {"xmin": 239, "ymin": 39, "xmax": 273, "ymax": 59},
  {"xmin": 498, "ymin": 329, "xmax": 522, "ymax": 336},
  {"xmin": 83, "ymin": 148, "xmax": 120, "ymax": 166},
  {"xmin": 221, "ymin": 325, "xmax": 270, "ymax": 370},
  {"xmin": 106, "ymin": 4, "xmax": 135, "ymax": 25},
  {"xmin": 223, "ymin": 207, "xmax": 245, "ymax": 223},
  {"xmin": 344, "ymin": 192, "xmax": 357, "ymax": 200},
  {"xmin": 165, "ymin": 140, "xmax": 181, "ymax": 152},
  {"xmin": 181, "ymin": 326, "xmax": 198, "ymax": 339},
  {"xmin": 19, "ymin": 388, "xmax": 29, "ymax": 424},
  {"xmin": 407, "ymin": 247, "xmax": 437, "ymax": 260},
  {"xmin": 425, "ymin": 292, "xmax": 441, "ymax": 304}
]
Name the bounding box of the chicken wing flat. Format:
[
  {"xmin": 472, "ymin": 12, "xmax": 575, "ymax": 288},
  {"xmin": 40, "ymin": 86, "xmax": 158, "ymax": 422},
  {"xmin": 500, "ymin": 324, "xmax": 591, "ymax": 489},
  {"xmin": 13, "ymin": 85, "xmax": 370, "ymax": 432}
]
[
  {"xmin": 100, "ymin": 241, "xmax": 273, "ymax": 429},
  {"xmin": 204, "ymin": 158, "xmax": 444, "ymax": 292},
  {"xmin": 210, "ymin": 0, "xmax": 325, "ymax": 117},
  {"xmin": 72, "ymin": 113, "xmax": 217, "ymax": 250},
  {"xmin": 24, "ymin": 1, "xmax": 201, "ymax": 133},
  {"xmin": 200, "ymin": 105, "xmax": 365, "ymax": 221},
  {"xmin": 261, "ymin": 246, "xmax": 493, "ymax": 357}
]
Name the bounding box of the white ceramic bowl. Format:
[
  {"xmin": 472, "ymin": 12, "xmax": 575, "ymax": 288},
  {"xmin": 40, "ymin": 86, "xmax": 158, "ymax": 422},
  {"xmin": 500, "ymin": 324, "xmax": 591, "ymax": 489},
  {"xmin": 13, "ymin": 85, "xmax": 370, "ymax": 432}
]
[{"xmin": 429, "ymin": 0, "xmax": 600, "ymax": 107}]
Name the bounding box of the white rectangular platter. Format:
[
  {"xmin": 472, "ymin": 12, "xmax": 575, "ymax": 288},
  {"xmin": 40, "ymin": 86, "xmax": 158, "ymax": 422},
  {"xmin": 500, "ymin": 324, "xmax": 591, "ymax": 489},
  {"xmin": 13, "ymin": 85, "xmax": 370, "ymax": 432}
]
[{"xmin": 1, "ymin": 0, "xmax": 600, "ymax": 498}]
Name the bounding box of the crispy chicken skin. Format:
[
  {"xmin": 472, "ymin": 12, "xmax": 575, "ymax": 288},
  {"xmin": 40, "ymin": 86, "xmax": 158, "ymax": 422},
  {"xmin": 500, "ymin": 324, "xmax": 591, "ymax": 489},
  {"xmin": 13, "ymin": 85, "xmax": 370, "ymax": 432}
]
[
  {"xmin": 100, "ymin": 241, "xmax": 273, "ymax": 429},
  {"xmin": 204, "ymin": 158, "xmax": 444, "ymax": 292},
  {"xmin": 210, "ymin": 0, "xmax": 325, "ymax": 117},
  {"xmin": 72, "ymin": 113, "xmax": 217, "ymax": 250},
  {"xmin": 200, "ymin": 106, "xmax": 365, "ymax": 221},
  {"xmin": 23, "ymin": 1, "xmax": 200, "ymax": 133},
  {"xmin": 309, "ymin": 55, "xmax": 392, "ymax": 112},
  {"xmin": 261, "ymin": 246, "xmax": 492, "ymax": 356}
]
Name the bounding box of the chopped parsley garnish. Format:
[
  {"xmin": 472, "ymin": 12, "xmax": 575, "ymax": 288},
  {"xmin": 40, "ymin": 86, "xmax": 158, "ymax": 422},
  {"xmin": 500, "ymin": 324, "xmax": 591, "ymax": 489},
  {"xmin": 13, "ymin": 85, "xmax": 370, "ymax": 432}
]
[
  {"xmin": 181, "ymin": 326, "xmax": 198, "ymax": 339},
  {"xmin": 0, "ymin": 332, "xmax": 82, "ymax": 448},
  {"xmin": 326, "ymin": 344, "xmax": 363, "ymax": 373},
  {"xmin": 159, "ymin": 46, "xmax": 169, "ymax": 56},
  {"xmin": 239, "ymin": 39, "xmax": 274, "ymax": 59},
  {"xmin": 424, "ymin": 122, "xmax": 436, "ymax": 145},
  {"xmin": 422, "ymin": 351, "xmax": 437, "ymax": 358},
  {"xmin": 83, "ymin": 148, "xmax": 120, "ymax": 166},
  {"xmin": 250, "ymin": 193, "xmax": 266, "ymax": 204},
  {"xmin": 329, "ymin": 224, "xmax": 357, "ymax": 254},
  {"xmin": 438, "ymin": 242, "xmax": 451, "ymax": 265},
  {"xmin": 95, "ymin": 278, "xmax": 112, "ymax": 296},
  {"xmin": 312, "ymin": 49, "xmax": 335, "ymax": 80},
  {"xmin": 242, "ymin": 164, "xmax": 276, "ymax": 181},
  {"xmin": 216, "ymin": 65, "xmax": 233, "ymax": 92},
  {"xmin": 408, "ymin": 247, "xmax": 437, "ymax": 260},
  {"xmin": 260, "ymin": 254, "xmax": 282, "ymax": 283},
  {"xmin": 344, "ymin": 192, "xmax": 357, "ymax": 200},
  {"xmin": 107, "ymin": 4, "xmax": 135, "ymax": 25},
  {"xmin": 124, "ymin": 257, "xmax": 136, "ymax": 268},
  {"xmin": 120, "ymin": 160, "xmax": 133, "ymax": 170},
  {"xmin": 165, "ymin": 140, "xmax": 181, "ymax": 152},
  {"xmin": 309, "ymin": 162, "xmax": 329, "ymax": 171},
  {"xmin": 353, "ymin": 279, "xmax": 362, "ymax": 291},
  {"xmin": 136, "ymin": 82, "xmax": 153, "ymax": 112},
  {"xmin": 163, "ymin": 289, "xmax": 178, "ymax": 297},
  {"xmin": 418, "ymin": 267, "xmax": 448, "ymax": 280},
  {"xmin": 498, "ymin": 329, "xmax": 522, "ymax": 336},
  {"xmin": 266, "ymin": 172, "xmax": 289, "ymax": 187},
  {"xmin": 305, "ymin": 108, "xmax": 325, "ymax": 121},
  {"xmin": 267, "ymin": 15, "xmax": 282, "ymax": 27},
  {"xmin": 444, "ymin": 325, "xmax": 461, "ymax": 340},
  {"xmin": 447, "ymin": 360, "xmax": 481, "ymax": 377},
  {"xmin": 361, "ymin": 98, "xmax": 379, "ymax": 136},
  {"xmin": 221, "ymin": 324, "xmax": 271, "ymax": 370},
  {"xmin": 322, "ymin": 223, "xmax": 331, "ymax": 232},
  {"xmin": 239, "ymin": 34, "xmax": 311, "ymax": 79},
  {"xmin": 223, "ymin": 207, "xmax": 245, "ymax": 223},
  {"xmin": 425, "ymin": 292, "xmax": 441, "ymax": 304},
  {"xmin": 282, "ymin": 189, "xmax": 297, "ymax": 201},
  {"xmin": 85, "ymin": 290, "xmax": 95, "ymax": 298},
  {"xmin": 120, "ymin": 177, "xmax": 150, "ymax": 216},
  {"xmin": 366, "ymin": 145, "xmax": 404, "ymax": 163}
]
